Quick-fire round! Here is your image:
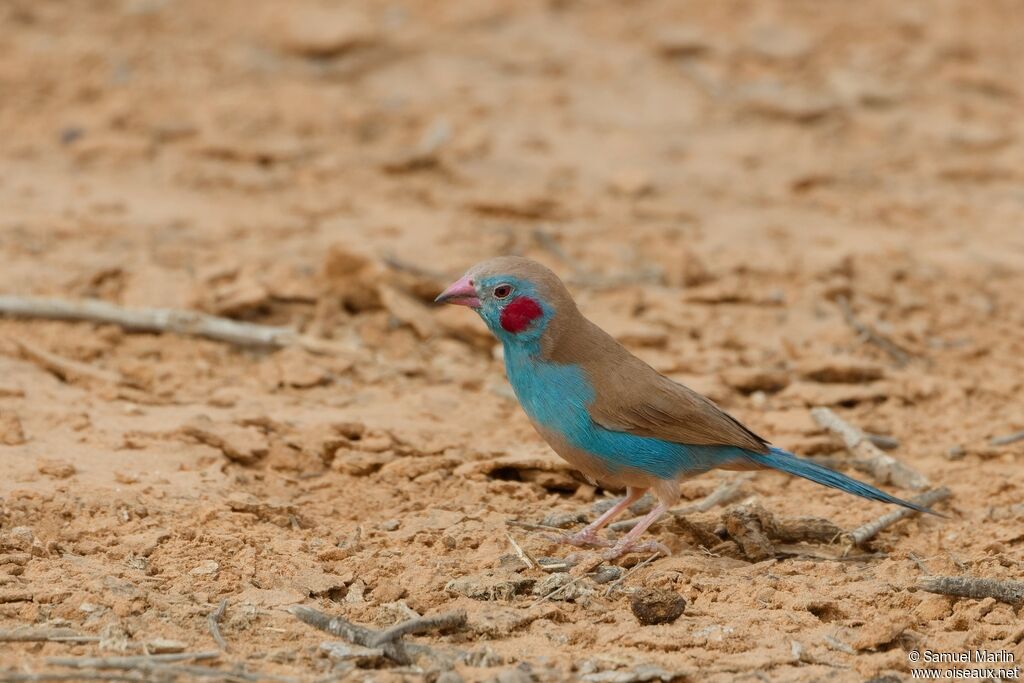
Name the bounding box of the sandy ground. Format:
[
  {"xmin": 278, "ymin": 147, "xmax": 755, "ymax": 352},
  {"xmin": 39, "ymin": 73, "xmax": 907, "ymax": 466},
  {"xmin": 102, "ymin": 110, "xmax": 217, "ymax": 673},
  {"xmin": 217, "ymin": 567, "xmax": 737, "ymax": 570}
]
[{"xmin": 1, "ymin": 1, "xmax": 1023, "ymax": 681}]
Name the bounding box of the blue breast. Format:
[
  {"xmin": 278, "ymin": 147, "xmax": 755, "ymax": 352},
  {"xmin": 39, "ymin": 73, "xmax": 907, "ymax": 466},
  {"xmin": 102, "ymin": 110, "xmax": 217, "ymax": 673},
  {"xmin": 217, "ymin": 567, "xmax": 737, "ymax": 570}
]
[{"xmin": 502, "ymin": 343, "xmax": 747, "ymax": 480}]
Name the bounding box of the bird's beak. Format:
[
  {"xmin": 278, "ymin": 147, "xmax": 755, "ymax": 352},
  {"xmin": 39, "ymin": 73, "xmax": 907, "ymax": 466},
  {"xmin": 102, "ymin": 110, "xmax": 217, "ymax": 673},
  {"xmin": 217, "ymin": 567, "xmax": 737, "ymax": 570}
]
[{"xmin": 434, "ymin": 275, "xmax": 481, "ymax": 309}]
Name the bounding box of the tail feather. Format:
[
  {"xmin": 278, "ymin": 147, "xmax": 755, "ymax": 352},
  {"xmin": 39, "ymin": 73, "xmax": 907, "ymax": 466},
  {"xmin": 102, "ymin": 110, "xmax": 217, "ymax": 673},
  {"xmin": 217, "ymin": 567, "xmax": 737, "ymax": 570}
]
[{"xmin": 746, "ymin": 447, "xmax": 938, "ymax": 515}]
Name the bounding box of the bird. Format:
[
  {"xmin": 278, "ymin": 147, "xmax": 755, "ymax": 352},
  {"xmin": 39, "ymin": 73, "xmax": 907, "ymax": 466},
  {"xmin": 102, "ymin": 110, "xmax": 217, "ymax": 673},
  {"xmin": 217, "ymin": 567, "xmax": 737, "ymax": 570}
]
[{"xmin": 435, "ymin": 256, "xmax": 935, "ymax": 559}]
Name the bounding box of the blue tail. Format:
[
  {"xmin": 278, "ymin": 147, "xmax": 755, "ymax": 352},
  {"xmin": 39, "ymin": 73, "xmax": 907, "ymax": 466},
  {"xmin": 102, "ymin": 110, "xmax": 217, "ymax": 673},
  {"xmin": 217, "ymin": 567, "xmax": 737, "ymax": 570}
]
[{"xmin": 745, "ymin": 447, "xmax": 937, "ymax": 515}]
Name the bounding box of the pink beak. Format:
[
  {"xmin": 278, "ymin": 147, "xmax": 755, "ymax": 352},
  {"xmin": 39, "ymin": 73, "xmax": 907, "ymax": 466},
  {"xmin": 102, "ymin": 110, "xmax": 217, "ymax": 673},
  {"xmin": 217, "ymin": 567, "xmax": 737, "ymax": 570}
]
[{"xmin": 434, "ymin": 274, "xmax": 481, "ymax": 309}]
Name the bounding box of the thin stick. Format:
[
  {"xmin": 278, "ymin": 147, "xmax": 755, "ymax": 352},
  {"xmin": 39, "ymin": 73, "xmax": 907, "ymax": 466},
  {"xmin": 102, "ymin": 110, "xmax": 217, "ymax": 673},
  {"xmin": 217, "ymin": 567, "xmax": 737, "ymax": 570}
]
[
  {"xmin": 845, "ymin": 487, "xmax": 951, "ymax": 546},
  {"xmin": 0, "ymin": 296, "xmax": 336, "ymax": 353},
  {"xmin": 504, "ymin": 531, "xmax": 537, "ymax": 570},
  {"xmin": 0, "ymin": 629, "xmax": 99, "ymax": 643},
  {"xmin": 288, "ymin": 606, "xmax": 459, "ymax": 668},
  {"xmin": 369, "ymin": 611, "xmax": 467, "ymax": 647},
  {"xmin": 811, "ymin": 407, "xmax": 929, "ymax": 490},
  {"xmin": 286, "ymin": 605, "xmax": 410, "ymax": 665},
  {"xmin": 610, "ymin": 474, "xmax": 754, "ymax": 532},
  {"xmin": 917, "ymin": 576, "xmax": 1024, "ymax": 605},
  {"xmin": 0, "ymin": 673, "xmax": 146, "ymax": 682},
  {"xmin": 535, "ymin": 558, "xmax": 575, "ymax": 573},
  {"xmin": 45, "ymin": 652, "xmax": 219, "ymax": 670},
  {"xmin": 10, "ymin": 340, "xmax": 124, "ymax": 386},
  {"xmin": 145, "ymin": 664, "xmax": 295, "ymax": 682},
  {"xmin": 834, "ymin": 295, "xmax": 914, "ymax": 366},
  {"xmin": 604, "ymin": 552, "xmax": 661, "ymax": 596},
  {"xmin": 207, "ymin": 599, "xmax": 229, "ymax": 651},
  {"xmin": 505, "ymin": 520, "xmax": 567, "ymax": 533},
  {"xmin": 991, "ymin": 430, "xmax": 1024, "ymax": 447},
  {"xmin": 773, "ymin": 544, "xmax": 885, "ymax": 562},
  {"xmin": 286, "ymin": 606, "xmax": 377, "ymax": 647}
]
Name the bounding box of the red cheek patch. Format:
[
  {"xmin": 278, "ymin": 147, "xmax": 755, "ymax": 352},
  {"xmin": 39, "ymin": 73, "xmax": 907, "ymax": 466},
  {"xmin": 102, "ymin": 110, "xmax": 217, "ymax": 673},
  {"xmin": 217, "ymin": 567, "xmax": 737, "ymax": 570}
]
[{"xmin": 500, "ymin": 296, "xmax": 543, "ymax": 333}]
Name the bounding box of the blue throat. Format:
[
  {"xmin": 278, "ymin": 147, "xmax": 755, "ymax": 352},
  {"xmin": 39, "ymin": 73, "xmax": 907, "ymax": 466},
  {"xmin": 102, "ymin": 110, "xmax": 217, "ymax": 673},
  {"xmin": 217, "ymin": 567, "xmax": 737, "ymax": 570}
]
[{"xmin": 501, "ymin": 341, "xmax": 749, "ymax": 480}]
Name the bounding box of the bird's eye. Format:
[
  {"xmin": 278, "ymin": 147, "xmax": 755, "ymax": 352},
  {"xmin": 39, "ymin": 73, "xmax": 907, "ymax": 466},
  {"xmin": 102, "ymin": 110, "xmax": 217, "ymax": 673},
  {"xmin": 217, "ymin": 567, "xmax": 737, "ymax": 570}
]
[{"xmin": 493, "ymin": 284, "xmax": 513, "ymax": 299}]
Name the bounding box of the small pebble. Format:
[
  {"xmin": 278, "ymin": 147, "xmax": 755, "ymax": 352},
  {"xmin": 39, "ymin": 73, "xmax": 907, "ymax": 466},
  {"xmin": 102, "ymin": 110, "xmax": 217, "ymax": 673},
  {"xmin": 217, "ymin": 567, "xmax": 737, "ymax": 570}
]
[
  {"xmin": 147, "ymin": 638, "xmax": 186, "ymax": 654},
  {"xmin": 541, "ymin": 510, "xmax": 587, "ymax": 528},
  {"xmin": 381, "ymin": 519, "xmax": 400, "ymax": 531},
  {"xmin": 590, "ymin": 565, "xmax": 623, "ymax": 585}
]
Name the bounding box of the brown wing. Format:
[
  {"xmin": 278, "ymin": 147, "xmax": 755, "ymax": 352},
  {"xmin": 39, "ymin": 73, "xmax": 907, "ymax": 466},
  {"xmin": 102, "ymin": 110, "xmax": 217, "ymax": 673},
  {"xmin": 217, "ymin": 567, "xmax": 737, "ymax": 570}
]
[{"xmin": 549, "ymin": 318, "xmax": 769, "ymax": 453}]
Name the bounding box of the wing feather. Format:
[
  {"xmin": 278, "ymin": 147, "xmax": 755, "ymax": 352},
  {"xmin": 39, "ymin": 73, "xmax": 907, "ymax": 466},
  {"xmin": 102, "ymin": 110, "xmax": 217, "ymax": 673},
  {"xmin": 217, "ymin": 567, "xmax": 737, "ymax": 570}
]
[{"xmin": 550, "ymin": 318, "xmax": 769, "ymax": 453}]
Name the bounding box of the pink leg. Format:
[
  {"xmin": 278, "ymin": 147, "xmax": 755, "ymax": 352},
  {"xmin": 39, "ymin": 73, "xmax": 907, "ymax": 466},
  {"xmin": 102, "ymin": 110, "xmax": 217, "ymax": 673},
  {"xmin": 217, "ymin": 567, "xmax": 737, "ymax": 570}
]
[
  {"xmin": 602, "ymin": 502, "xmax": 670, "ymax": 560},
  {"xmin": 549, "ymin": 488, "xmax": 648, "ymax": 549}
]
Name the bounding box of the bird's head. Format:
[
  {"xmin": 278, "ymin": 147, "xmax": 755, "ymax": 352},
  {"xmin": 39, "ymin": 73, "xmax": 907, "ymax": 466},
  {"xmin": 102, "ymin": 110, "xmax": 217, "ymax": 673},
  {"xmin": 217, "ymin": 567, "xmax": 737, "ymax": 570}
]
[{"xmin": 434, "ymin": 256, "xmax": 575, "ymax": 348}]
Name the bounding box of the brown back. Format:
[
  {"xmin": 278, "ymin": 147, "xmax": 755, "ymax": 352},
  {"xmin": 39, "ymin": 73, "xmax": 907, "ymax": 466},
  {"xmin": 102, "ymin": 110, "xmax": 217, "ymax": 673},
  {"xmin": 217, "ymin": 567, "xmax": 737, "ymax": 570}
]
[{"xmin": 546, "ymin": 314, "xmax": 769, "ymax": 452}]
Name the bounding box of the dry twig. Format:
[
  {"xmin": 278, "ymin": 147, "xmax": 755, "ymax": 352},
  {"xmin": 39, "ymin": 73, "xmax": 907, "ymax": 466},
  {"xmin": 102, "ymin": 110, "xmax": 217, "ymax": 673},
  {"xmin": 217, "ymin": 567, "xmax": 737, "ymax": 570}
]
[
  {"xmin": 287, "ymin": 605, "xmax": 462, "ymax": 667},
  {"xmin": 0, "ymin": 296, "xmax": 337, "ymax": 353},
  {"xmin": 45, "ymin": 652, "xmax": 220, "ymax": 670},
  {"xmin": 845, "ymin": 487, "xmax": 951, "ymax": 546},
  {"xmin": 505, "ymin": 520, "xmax": 567, "ymax": 533},
  {"xmin": 504, "ymin": 531, "xmax": 537, "ymax": 570},
  {"xmin": 834, "ymin": 295, "xmax": 914, "ymax": 366},
  {"xmin": 0, "ymin": 674, "xmax": 146, "ymax": 682},
  {"xmin": 0, "ymin": 629, "xmax": 99, "ymax": 643},
  {"xmin": 207, "ymin": 599, "xmax": 229, "ymax": 652},
  {"xmin": 773, "ymin": 544, "xmax": 882, "ymax": 562},
  {"xmin": 370, "ymin": 611, "xmax": 467, "ymax": 647},
  {"xmin": 15, "ymin": 652, "xmax": 288, "ymax": 682},
  {"xmin": 811, "ymin": 407, "xmax": 929, "ymax": 490},
  {"xmin": 147, "ymin": 664, "xmax": 293, "ymax": 682},
  {"xmin": 917, "ymin": 575, "xmax": 1024, "ymax": 605},
  {"xmin": 991, "ymin": 430, "xmax": 1024, "ymax": 447},
  {"xmin": 10, "ymin": 340, "xmax": 124, "ymax": 386}
]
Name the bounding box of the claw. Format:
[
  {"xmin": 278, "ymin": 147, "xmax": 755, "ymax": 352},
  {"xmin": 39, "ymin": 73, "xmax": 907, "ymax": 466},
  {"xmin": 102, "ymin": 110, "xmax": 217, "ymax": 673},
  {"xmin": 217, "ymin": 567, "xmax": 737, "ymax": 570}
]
[{"xmin": 601, "ymin": 539, "xmax": 671, "ymax": 561}]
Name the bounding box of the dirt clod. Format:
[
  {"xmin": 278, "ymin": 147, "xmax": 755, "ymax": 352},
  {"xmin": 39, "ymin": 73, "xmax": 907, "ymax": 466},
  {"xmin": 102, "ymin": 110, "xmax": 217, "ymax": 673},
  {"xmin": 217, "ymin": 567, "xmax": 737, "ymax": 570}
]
[
  {"xmin": 0, "ymin": 413, "xmax": 26, "ymax": 446},
  {"xmin": 629, "ymin": 587, "xmax": 687, "ymax": 625},
  {"xmin": 181, "ymin": 415, "xmax": 269, "ymax": 465},
  {"xmin": 36, "ymin": 460, "xmax": 75, "ymax": 479}
]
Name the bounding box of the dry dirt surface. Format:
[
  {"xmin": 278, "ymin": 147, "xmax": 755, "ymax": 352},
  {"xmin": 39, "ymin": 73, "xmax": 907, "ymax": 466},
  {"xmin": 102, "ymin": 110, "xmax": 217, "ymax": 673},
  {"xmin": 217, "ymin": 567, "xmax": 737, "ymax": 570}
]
[{"xmin": 1, "ymin": 1, "xmax": 1023, "ymax": 681}]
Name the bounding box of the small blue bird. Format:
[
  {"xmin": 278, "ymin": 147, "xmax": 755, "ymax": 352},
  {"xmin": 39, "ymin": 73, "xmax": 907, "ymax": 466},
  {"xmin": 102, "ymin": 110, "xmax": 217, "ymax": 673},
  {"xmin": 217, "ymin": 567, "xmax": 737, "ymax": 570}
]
[{"xmin": 436, "ymin": 256, "xmax": 933, "ymax": 558}]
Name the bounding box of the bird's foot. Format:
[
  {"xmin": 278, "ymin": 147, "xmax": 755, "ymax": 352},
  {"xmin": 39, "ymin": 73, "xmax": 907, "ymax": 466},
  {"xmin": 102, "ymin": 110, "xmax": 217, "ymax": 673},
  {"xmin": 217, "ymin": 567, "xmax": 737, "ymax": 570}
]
[
  {"xmin": 543, "ymin": 529, "xmax": 614, "ymax": 549},
  {"xmin": 601, "ymin": 539, "xmax": 671, "ymax": 561}
]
